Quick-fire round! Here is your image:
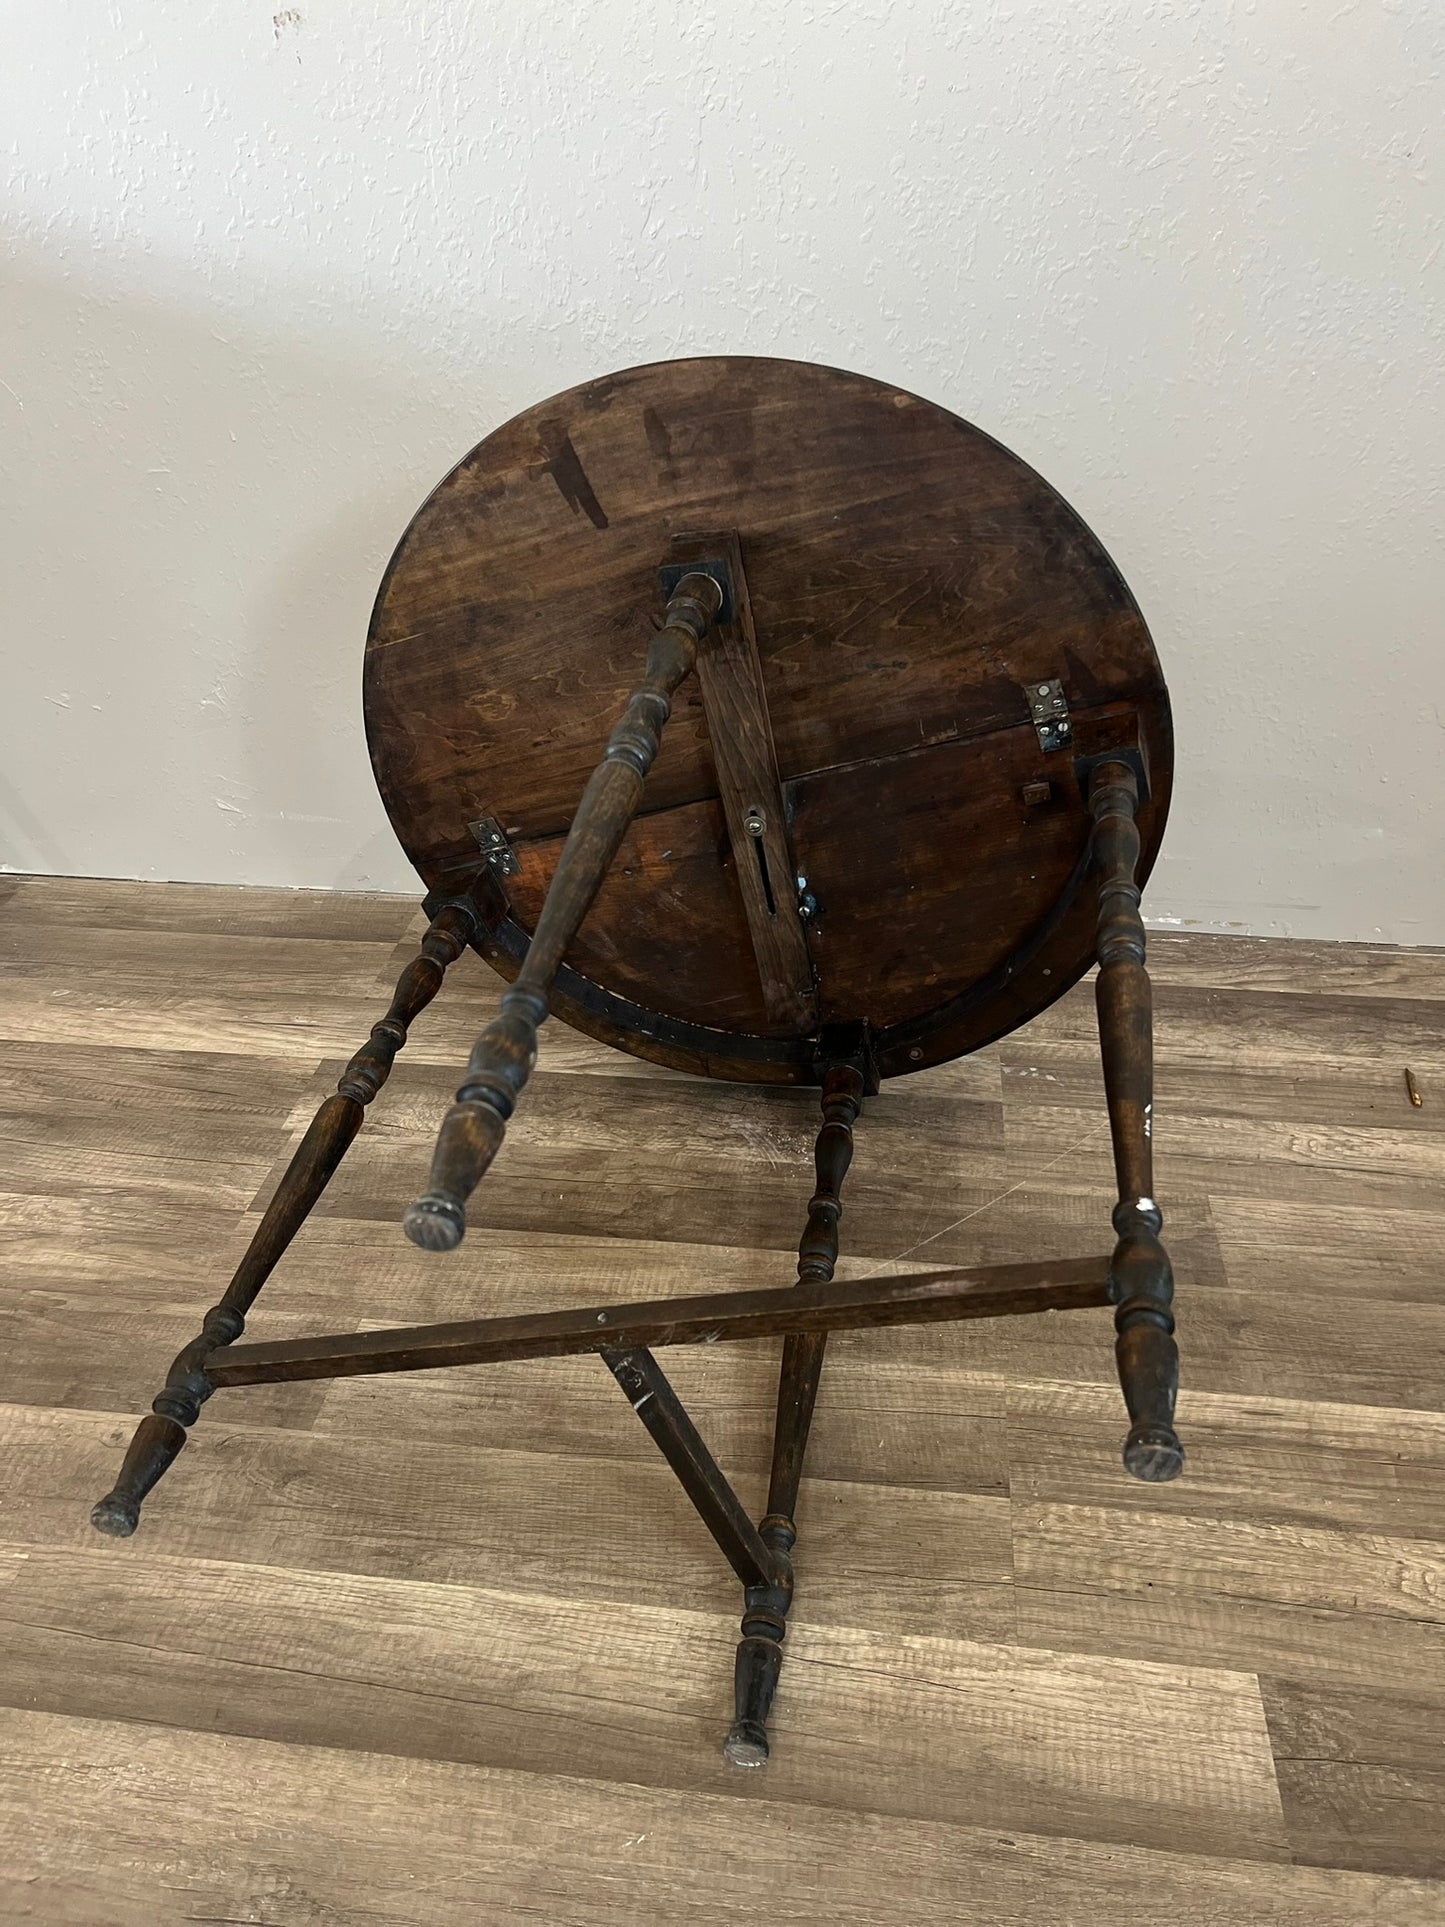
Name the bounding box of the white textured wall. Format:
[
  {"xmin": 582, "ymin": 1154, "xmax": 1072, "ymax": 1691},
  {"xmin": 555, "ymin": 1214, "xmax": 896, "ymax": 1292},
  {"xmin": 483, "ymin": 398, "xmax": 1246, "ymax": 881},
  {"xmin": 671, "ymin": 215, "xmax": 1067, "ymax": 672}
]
[{"xmin": 3, "ymin": 2, "xmax": 1441, "ymax": 940}]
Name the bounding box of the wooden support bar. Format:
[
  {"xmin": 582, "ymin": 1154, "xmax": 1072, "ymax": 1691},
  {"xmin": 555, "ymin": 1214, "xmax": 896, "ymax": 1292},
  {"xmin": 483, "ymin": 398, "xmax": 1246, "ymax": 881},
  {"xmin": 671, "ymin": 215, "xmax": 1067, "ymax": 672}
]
[
  {"xmin": 207, "ymin": 1255, "xmax": 1111, "ymax": 1388},
  {"xmin": 402, "ymin": 570, "xmax": 724, "ymax": 1254},
  {"xmin": 1089, "ymin": 758, "xmax": 1184, "ymax": 1484},
  {"xmin": 672, "ymin": 530, "xmax": 817, "ymax": 1032},
  {"xmin": 602, "ymin": 1348, "xmax": 780, "ymax": 1592}
]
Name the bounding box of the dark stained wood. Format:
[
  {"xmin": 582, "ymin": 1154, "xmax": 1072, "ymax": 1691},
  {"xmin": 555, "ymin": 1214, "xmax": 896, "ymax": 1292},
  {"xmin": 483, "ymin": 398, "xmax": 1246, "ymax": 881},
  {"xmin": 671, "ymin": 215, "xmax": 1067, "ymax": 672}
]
[
  {"xmin": 727, "ymin": 1054, "xmax": 868, "ymax": 1768},
  {"xmin": 400, "ymin": 575, "xmax": 722, "ymax": 1252},
  {"xmin": 770, "ymin": 1059, "xmax": 869, "ymax": 1521},
  {"xmin": 601, "ymin": 1346, "xmax": 781, "ymax": 1591},
  {"xmin": 206, "ymin": 1257, "xmax": 1113, "ymax": 1386},
  {"xmin": 89, "ymin": 899, "xmax": 480, "ymax": 1537},
  {"xmin": 364, "ymin": 355, "xmax": 1172, "ymax": 1083},
  {"xmin": 502, "ymin": 798, "xmax": 804, "ymax": 1038},
  {"xmin": 676, "ymin": 529, "xmax": 817, "ymax": 1031},
  {"xmin": 90, "ymin": 361, "xmax": 1187, "ymax": 1793},
  {"xmin": 1088, "ymin": 761, "xmax": 1183, "ymax": 1484}
]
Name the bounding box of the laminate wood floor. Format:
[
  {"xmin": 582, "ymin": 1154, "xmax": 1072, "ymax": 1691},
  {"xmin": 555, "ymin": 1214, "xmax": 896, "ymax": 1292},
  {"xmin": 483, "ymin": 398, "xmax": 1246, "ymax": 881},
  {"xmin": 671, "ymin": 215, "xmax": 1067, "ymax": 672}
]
[{"xmin": 0, "ymin": 873, "xmax": 1441, "ymax": 1924}]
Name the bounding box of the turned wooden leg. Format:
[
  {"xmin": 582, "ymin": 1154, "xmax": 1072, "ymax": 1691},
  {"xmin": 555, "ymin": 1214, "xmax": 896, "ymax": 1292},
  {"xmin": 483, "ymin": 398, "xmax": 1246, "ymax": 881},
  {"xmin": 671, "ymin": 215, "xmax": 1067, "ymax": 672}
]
[
  {"xmin": 403, "ymin": 570, "xmax": 723, "ymax": 1253},
  {"xmin": 1089, "ymin": 761, "xmax": 1184, "ymax": 1483},
  {"xmin": 91, "ymin": 898, "xmax": 480, "ymax": 1537},
  {"xmin": 725, "ymin": 1053, "xmax": 867, "ymax": 1768}
]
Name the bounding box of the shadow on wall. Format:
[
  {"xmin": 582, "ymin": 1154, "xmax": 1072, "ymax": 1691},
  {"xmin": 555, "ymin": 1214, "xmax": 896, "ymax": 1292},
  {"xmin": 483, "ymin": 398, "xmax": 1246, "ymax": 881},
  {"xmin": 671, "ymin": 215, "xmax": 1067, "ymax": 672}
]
[{"xmin": 0, "ymin": 243, "xmax": 547, "ymax": 894}]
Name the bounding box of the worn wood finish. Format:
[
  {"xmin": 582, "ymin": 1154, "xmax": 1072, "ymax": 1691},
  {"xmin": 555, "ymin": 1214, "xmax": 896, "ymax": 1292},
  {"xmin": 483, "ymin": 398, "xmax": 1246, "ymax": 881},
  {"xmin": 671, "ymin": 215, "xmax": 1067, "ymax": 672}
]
[
  {"xmin": 501, "ymin": 797, "xmax": 801, "ymax": 1039},
  {"xmin": 365, "ymin": 355, "xmax": 1172, "ymax": 1082},
  {"xmin": 674, "ymin": 528, "xmax": 817, "ymax": 1032},
  {"xmin": 726, "ymin": 1054, "xmax": 868, "ymax": 1768},
  {"xmin": 400, "ymin": 573, "xmax": 722, "ymax": 1253},
  {"xmin": 206, "ymin": 1256, "xmax": 1112, "ymax": 1386},
  {"xmin": 88, "ymin": 899, "xmax": 479, "ymax": 1538},
  {"xmin": 87, "ymin": 361, "xmax": 1187, "ymax": 1788},
  {"xmin": 5, "ymin": 878, "xmax": 1445, "ymax": 1916},
  {"xmin": 602, "ymin": 1346, "xmax": 781, "ymax": 1591},
  {"xmin": 771, "ymin": 1060, "xmax": 868, "ymax": 1514},
  {"xmin": 1088, "ymin": 759, "xmax": 1183, "ymax": 1483}
]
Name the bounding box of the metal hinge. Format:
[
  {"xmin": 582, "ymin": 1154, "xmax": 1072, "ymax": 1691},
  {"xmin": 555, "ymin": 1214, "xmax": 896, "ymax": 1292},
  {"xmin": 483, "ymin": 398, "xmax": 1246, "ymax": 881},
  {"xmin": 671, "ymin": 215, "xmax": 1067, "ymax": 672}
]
[
  {"xmin": 468, "ymin": 815, "xmax": 520, "ymax": 878},
  {"xmin": 1025, "ymin": 678, "xmax": 1072, "ymax": 753}
]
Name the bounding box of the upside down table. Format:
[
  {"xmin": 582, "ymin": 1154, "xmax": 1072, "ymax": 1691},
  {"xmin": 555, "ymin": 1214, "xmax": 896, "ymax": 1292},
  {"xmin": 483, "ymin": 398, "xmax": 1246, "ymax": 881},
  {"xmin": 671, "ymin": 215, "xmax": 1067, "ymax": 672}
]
[{"xmin": 93, "ymin": 356, "xmax": 1183, "ymax": 1767}]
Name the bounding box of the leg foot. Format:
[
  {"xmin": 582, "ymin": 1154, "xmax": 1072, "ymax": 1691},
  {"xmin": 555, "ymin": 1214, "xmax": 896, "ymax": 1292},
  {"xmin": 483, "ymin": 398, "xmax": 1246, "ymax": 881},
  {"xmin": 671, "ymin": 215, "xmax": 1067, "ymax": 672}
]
[
  {"xmin": 404, "ymin": 575, "xmax": 721, "ymax": 1251},
  {"xmin": 91, "ymin": 899, "xmax": 478, "ymax": 1539},
  {"xmin": 1123, "ymin": 1419, "xmax": 1185, "ymax": 1484},
  {"xmin": 1089, "ymin": 763, "xmax": 1185, "ymax": 1483},
  {"xmin": 724, "ymin": 1516, "xmax": 793, "ymax": 1768},
  {"xmin": 1113, "ymin": 1202, "xmax": 1183, "ymax": 1481},
  {"xmin": 725, "ymin": 1629, "xmax": 781, "ymax": 1766},
  {"xmin": 91, "ymin": 1413, "xmax": 189, "ymax": 1537}
]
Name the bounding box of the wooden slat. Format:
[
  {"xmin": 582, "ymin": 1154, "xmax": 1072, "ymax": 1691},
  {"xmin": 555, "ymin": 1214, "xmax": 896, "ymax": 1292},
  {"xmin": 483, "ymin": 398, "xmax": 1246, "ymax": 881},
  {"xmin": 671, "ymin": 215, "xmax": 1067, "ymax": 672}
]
[
  {"xmin": 207, "ymin": 1256, "xmax": 1111, "ymax": 1385},
  {"xmin": 682, "ymin": 528, "xmax": 817, "ymax": 1030},
  {"xmin": 1000, "ymin": 1042, "xmax": 1445, "ymax": 1135},
  {"xmin": 0, "ymin": 920, "xmax": 403, "ymax": 1060},
  {"xmin": 0, "ymin": 1039, "xmax": 316, "ymax": 1210},
  {"xmin": 1024, "ymin": 979, "xmax": 1445, "ymax": 1075},
  {"xmin": 1146, "ymin": 930, "xmax": 1445, "ymax": 1002}
]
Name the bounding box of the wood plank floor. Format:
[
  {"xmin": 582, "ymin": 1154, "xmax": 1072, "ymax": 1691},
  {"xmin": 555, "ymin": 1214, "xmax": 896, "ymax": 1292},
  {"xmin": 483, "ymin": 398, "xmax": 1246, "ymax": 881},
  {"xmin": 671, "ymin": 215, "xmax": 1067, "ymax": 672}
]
[{"xmin": 0, "ymin": 872, "xmax": 1441, "ymax": 1924}]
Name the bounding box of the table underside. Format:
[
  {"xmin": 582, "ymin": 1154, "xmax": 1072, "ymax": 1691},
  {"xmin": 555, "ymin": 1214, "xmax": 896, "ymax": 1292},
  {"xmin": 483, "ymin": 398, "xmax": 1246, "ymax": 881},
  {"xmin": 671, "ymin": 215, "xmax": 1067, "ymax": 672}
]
[{"xmin": 364, "ymin": 356, "xmax": 1172, "ymax": 1079}]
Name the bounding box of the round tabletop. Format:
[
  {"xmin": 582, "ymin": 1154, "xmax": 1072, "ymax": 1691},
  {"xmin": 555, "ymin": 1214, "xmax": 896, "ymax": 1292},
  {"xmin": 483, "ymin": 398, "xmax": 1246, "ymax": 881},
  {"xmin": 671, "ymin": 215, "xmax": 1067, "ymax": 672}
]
[{"xmin": 365, "ymin": 356, "xmax": 1171, "ymax": 1084}]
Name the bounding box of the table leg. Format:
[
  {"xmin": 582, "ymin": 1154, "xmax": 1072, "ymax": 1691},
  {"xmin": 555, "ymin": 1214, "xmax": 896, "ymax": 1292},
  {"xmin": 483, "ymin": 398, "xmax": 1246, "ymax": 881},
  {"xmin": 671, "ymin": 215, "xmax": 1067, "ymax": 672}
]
[
  {"xmin": 1089, "ymin": 761, "xmax": 1184, "ymax": 1483},
  {"xmin": 90, "ymin": 899, "xmax": 479, "ymax": 1537},
  {"xmin": 402, "ymin": 573, "xmax": 723, "ymax": 1254},
  {"xmin": 726, "ymin": 1058, "xmax": 866, "ymax": 1766}
]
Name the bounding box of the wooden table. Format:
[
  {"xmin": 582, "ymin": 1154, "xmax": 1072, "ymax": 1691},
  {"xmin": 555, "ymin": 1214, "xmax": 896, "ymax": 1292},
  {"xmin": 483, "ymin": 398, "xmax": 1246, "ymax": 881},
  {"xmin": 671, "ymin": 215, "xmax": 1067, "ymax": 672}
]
[{"xmin": 93, "ymin": 356, "xmax": 1183, "ymax": 1768}]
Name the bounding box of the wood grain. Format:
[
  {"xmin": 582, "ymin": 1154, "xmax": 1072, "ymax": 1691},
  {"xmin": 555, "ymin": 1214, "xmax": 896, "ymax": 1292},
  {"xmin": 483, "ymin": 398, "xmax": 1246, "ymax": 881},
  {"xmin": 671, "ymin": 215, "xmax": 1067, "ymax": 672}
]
[
  {"xmin": 0, "ymin": 1544, "xmax": 1287, "ymax": 1862},
  {"xmin": 1, "ymin": 874, "xmax": 1443, "ymax": 1916},
  {"xmin": 6, "ymin": 1709, "xmax": 1439, "ymax": 1927},
  {"xmin": 682, "ymin": 527, "xmax": 817, "ymax": 1030},
  {"xmin": 364, "ymin": 355, "xmax": 1173, "ymax": 1080}
]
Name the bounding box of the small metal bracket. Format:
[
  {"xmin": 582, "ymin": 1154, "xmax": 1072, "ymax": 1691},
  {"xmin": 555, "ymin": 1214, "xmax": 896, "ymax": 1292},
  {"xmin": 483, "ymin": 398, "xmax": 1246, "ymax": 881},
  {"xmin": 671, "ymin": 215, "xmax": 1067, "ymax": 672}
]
[
  {"xmin": 658, "ymin": 554, "xmax": 736, "ymax": 627},
  {"xmin": 1025, "ymin": 678, "xmax": 1072, "ymax": 753},
  {"xmin": 468, "ymin": 815, "xmax": 520, "ymax": 878}
]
